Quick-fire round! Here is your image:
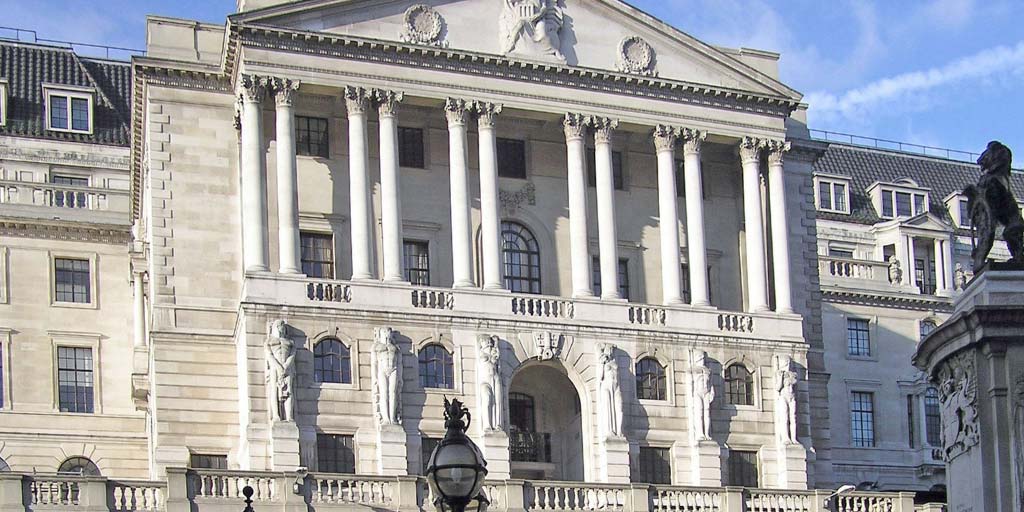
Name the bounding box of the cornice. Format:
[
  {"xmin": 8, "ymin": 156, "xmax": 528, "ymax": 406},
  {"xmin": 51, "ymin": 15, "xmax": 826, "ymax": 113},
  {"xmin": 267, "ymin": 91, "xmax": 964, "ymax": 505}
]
[
  {"xmin": 0, "ymin": 145, "xmax": 130, "ymax": 170},
  {"xmin": 0, "ymin": 218, "xmax": 131, "ymax": 245},
  {"xmin": 821, "ymin": 288, "xmax": 954, "ymax": 312}
]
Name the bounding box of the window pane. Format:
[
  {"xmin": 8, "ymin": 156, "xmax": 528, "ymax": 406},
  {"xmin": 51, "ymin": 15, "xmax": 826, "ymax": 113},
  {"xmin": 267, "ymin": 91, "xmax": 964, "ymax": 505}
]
[
  {"xmin": 58, "ymin": 457, "xmax": 100, "ymax": 476},
  {"xmin": 70, "ymin": 98, "xmax": 89, "ymax": 131},
  {"xmin": 675, "ymin": 160, "xmax": 685, "ymax": 197},
  {"xmin": 847, "ymin": 319, "xmax": 871, "ymax": 357},
  {"xmin": 907, "ymin": 394, "xmax": 916, "ymax": 448},
  {"xmin": 497, "ymin": 138, "xmax": 526, "ymax": 179},
  {"xmin": 190, "ymin": 454, "xmax": 228, "ymax": 469},
  {"xmin": 317, "ymin": 434, "xmax": 355, "ymax": 473},
  {"xmin": 54, "ymin": 258, "xmax": 90, "ymax": 303},
  {"xmin": 635, "ymin": 358, "xmax": 666, "ymax": 401},
  {"xmin": 851, "ymin": 392, "xmax": 875, "ymax": 447},
  {"xmin": 913, "ymin": 194, "xmax": 926, "ymax": 215},
  {"xmin": 881, "ymin": 191, "xmax": 894, "ymax": 218},
  {"xmin": 50, "ymin": 95, "xmax": 68, "ymax": 129},
  {"xmin": 680, "ymin": 263, "xmax": 691, "ymax": 304},
  {"xmin": 300, "ymin": 232, "xmax": 334, "ymax": 278},
  {"xmin": 314, "ymin": 339, "xmax": 351, "ymax": 384},
  {"xmin": 296, "ymin": 116, "xmax": 329, "ymax": 157},
  {"xmin": 418, "ymin": 344, "xmax": 454, "ymax": 389},
  {"xmin": 834, "ymin": 183, "xmax": 847, "ymax": 212},
  {"xmin": 398, "ymin": 127, "xmax": 425, "ymax": 168},
  {"xmin": 57, "ymin": 346, "xmax": 93, "ymax": 413},
  {"xmin": 895, "ymin": 192, "xmax": 912, "ymax": 217},
  {"xmin": 818, "ymin": 181, "xmax": 832, "ymax": 210},
  {"xmin": 592, "ymin": 256, "xmax": 601, "ymax": 297},
  {"xmin": 502, "ymin": 221, "xmax": 540, "ymax": 294},
  {"xmin": 724, "ymin": 365, "xmax": 753, "ymax": 406},
  {"xmin": 509, "ymin": 392, "xmax": 536, "ymax": 432},
  {"xmin": 612, "ymin": 151, "xmax": 624, "ymax": 190},
  {"xmin": 727, "ymin": 451, "xmax": 758, "ymax": 487},
  {"xmin": 586, "ymin": 149, "xmax": 623, "ymax": 190},
  {"xmin": 925, "ymin": 387, "xmax": 941, "ymax": 446},
  {"xmin": 403, "ymin": 240, "xmax": 430, "ymax": 285},
  {"xmin": 634, "ymin": 447, "xmax": 671, "ymax": 484}
]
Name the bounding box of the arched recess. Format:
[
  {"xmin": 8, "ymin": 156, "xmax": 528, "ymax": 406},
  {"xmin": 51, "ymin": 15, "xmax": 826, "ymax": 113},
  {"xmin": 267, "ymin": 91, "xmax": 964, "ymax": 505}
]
[
  {"xmin": 58, "ymin": 456, "xmax": 101, "ymax": 476},
  {"xmin": 497, "ymin": 212, "xmax": 559, "ymax": 296}
]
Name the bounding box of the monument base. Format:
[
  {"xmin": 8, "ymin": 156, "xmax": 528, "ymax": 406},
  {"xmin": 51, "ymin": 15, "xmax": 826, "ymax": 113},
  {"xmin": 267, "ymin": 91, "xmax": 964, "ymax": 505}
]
[
  {"xmin": 377, "ymin": 424, "xmax": 409, "ymax": 475},
  {"xmin": 600, "ymin": 436, "xmax": 630, "ymax": 483},
  {"xmin": 688, "ymin": 440, "xmax": 723, "ymax": 486},
  {"xmin": 775, "ymin": 442, "xmax": 808, "ymax": 490},
  {"xmin": 480, "ymin": 430, "xmax": 511, "ymax": 479},
  {"xmin": 270, "ymin": 421, "xmax": 301, "ymax": 471}
]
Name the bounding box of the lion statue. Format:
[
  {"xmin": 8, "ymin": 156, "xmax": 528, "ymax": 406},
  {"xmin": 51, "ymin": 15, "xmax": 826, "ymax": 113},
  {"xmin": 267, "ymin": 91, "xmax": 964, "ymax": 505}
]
[{"xmin": 963, "ymin": 141, "xmax": 1023, "ymax": 272}]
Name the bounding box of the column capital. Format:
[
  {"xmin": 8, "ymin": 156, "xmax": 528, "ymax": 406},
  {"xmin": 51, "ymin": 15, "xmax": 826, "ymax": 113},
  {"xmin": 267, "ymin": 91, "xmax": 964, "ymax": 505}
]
[
  {"xmin": 375, "ymin": 89, "xmax": 405, "ymax": 117},
  {"xmin": 271, "ymin": 77, "xmax": 300, "ymax": 107},
  {"xmin": 765, "ymin": 139, "xmax": 792, "ymax": 166},
  {"xmin": 444, "ymin": 98, "xmax": 470, "ymax": 126},
  {"xmin": 344, "ymin": 86, "xmax": 372, "ymax": 115},
  {"xmin": 739, "ymin": 136, "xmax": 766, "ymax": 164},
  {"xmin": 238, "ymin": 74, "xmax": 269, "ymax": 104},
  {"xmin": 652, "ymin": 125, "xmax": 678, "ymax": 153},
  {"xmin": 472, "ymin": 101, "xmax": 503, "ymax": 128},
  {"xmin": 563, "ymin": 113, "xmax": 588, "ymax": 141},
  {"xmin": 591, "ymin": 116, "xmax": 619, "ymax": 144},
  {"xmin": 680, "ymin": 128, "xmax": 707, "ymax": 155}
]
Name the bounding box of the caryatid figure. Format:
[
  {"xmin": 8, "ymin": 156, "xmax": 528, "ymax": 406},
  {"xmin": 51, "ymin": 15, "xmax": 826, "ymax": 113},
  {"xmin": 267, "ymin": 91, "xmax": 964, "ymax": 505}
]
[
  {"xmin": 477, "ymin": 334, "xmax": 503, "ymax": 431},
  {"xmin": 265, "ymin": 320, "xmax": 296, "ymax": 422},
  {"xmin": 372, "ymin": 327, "xmax": 402, "ymax": 425},
  {"xmin": 597, "ymin": 343, "xmax": 624, "ymax": 438},
  {"xmin": 690, "ymin": 351, "xmax": 715, "ymax": 442},
  {"xmin": 774, "ymin": 355, "xmax": 799, "ymax": 444}
]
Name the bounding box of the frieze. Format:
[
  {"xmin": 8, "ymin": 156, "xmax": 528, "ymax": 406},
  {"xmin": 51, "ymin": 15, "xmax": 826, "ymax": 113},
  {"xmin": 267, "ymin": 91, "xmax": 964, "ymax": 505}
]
[
  {"xmin": 0, "ymin": 145, "xmax": 130, "ymax": 170},
  {"xmin": 0, "ymin": 219, "xmax": 131, "ymax": 245},
  {"xmin": 499, "ymin": 181, "xmax": 536, "ymax": 216},
  {"xmin": 936, "ymin": 350, "xmax": 980, "ymax": 461}
]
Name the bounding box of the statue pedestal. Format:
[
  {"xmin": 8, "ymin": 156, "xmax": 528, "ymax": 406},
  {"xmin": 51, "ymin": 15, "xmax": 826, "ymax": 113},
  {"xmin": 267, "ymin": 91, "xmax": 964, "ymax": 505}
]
[
  {"xmin": 480, "ymin": 430, "xmax": 511, "ymax": 479},
  {"xmin": 774, "ymin": 442, "xmax": 808, "ymax": 490},
  {"xmin": 914, "ymin": 264, "xmax": 1024, "ymax": 512},
  {"xmin": 270, "ymin": 421, "xmax": 301, "ymax": 471},
  {"xmin": 599, "ymin": 436, "xmax": 630, "ymax": 483},
  {"xmin": 377, "ymin": 424, "xmax": 409, "ymax": 475},
  {"xmin": 688, "ymin": 440, "xmax": 723, "ymax": 486}
]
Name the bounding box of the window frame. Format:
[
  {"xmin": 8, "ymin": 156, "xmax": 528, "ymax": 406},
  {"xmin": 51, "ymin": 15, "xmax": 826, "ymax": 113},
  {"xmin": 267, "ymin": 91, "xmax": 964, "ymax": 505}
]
[
  {"xmin": 403, "ymin": 239, "xmax": 431, "ymax": 286},
  {"xmin": 587, "ymin": 147, "xmax": 625, "ymax": 190},
  {"xmin": 635, "ymin": 357, "xmax": 667, "ymax": 402},
  {"xmin": 419, "ymin": 435, "xmax": 442, "ymax": 475},
  {"xmin": 313, "ymin": 338, "xmax": 353, "ymax": 386},
  {"xmin": 850, "ymin": 391, "xmax": 876, "ymax": 448},
  {"xmin": 398, "ymin": 126, "xmax": 426, "ymax": 169},
  {"xmin": 189, "ymin": 453, "xmax": 229, "ymax": 469},
  {"xmin": 496, "ymin": 137, "xmax": 527, "ymax": 179},
  {"xmin": 50, "ymin": 332, "xmax": 102, "ymax": 414},
  {"xmin": 924, "ymin": 387, "xmax": 941, "ymax": 447},
  {"xmin": 316, "ymin": 432, "xmax": 356, "ymax": 474},
  {"xmin": 418, "ymin": 343, "xmax": 455, "ymax": 390},
  {"xmin": 295, "ymin": 115, "xmax": 330, "ymax": 158},
  {"xmin": 0, "ymin": 328, "xmax": 10, "ymax": 410},
  {"xmin": 501, "ymin": 221, "xmax": 541, "ymax": 294},
  {"xmin": 42, "ymin": 85, "xmax": 95, "ymax": 134},
  {"xmin": 48, "ymin": 252, "xmax": 98, "ymax": 309},
  {"xmin": 300, "ymin": 231, "xmax": 335, "ymax": 279},
  {"xmin": 633, "ymin": 446, "xmax": 672, "ymax": 484},
  {"xmin": 872, "ymin": 182, "xmax": 929, "ymax": 219},
  {"xmin": 0, "ymin": 79, "xmax": 7, "ymax": 127},
  {"xmin": 58, "ymin": 456, "xmax": 101, "ymax": 476},
  {"xmin": 724, "ymin": 363, "xmax": 755, "ymax": 407},
  {"xmin": 55, "ymin": 345, "xmax": 95, "ymax": 414},
  {"xmin": 726, "ymin": 449, "xmax": 759, "ymax": 488},
  {"xmin": 846, "ymin": 318, "xmax": 872, "ymax": 358},
  {"xmin": 813, "ymin": 175, "xmax": 851, "ymax": 214}
]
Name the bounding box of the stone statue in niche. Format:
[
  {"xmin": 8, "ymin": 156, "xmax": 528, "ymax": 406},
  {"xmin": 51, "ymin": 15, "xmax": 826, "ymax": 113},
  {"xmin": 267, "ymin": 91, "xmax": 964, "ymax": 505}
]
[
  {"xmin": 265, "ymin": 320, "xmax": 296, "ymax": 422},
  {"xmin": 689, "ymin": 351, "xmax": 715, "ymax": 442},
  {"xmin": 477, "ymin": 334, "xmax": 504, "ymax": 431},
  {"xmin": 499, "ymin": 0, "xmax": 565, "ymax": 61},
  {"xmin": 773, "ymin": 355, "xmax": 798, "ymax": 445},
  {"xmin": 597, "ymin": 343, "xmax": 624, "ymax": 438},
  {"xmin": 888, "ymin": 256, "xmax": 903, "ymax": 285},
  {"xmin": 1013, "ymin": 373, "xmax": 1024, "ymax": 512},
  {"xmin": 372, "ymin": 327, "xmax": 402, "ymax": 425},
  {"xmin": 963, "ymin": 141, "xmax": 1024, "ymax": 271}
]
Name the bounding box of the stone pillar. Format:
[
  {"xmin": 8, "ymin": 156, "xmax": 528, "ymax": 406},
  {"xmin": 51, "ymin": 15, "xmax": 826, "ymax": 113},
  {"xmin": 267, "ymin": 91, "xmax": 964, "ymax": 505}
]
[
  {"xmin": 600, "ymin": 436, "xmax": 631, "ymax": 483},
  {"xmin": 476, "ymin": 102, "xmax": 504, "ymax": 290},
  {"xmin": 271, "ymin": 421, "xmax": 301, "ymax": 470},
  {"xmin": 377, "ymin": 424, "xmax": 409, "ymax": 475},
  {"xmin": 681, "ymin": 128, "xmax": 711, "ymax": 307},
  {"xmin": 480, "ymin": 431, "xmax": 511, "ymax": 480},
  {"xmin": 689, "ymin": 441, "xmax": 724, "ymax": 486},
  {"xmin": 239, "ymin": 74, "xmax": 270, "ymax": 272},
  {"xmin": 445, "ymin": 98, "xmax": 475, "ymax": 288},
  {"xmin": 565, "ymin": 113, "xmax": 593, "ymax": 298},
  {"xmin": 0, "ymin": 472, "xmax": 24, "ymax": 512},
  {"xmin": 345, "ymin": 86, "xmax": 374, "ymax": 280},
  {"xmin": 593, "ymin": 117, "xmax": 620, "ymax": 299},
  {"xmin": 653, "ymin": 125, "xmax": 683, "ymax": 305},
  {"xmin": 133, "ymin": 271, "xmax": 146, "ymax": 348},
  {"xmin": 776, "ymin": 443, "xmax": 808, "ymax": 489},
  {"xmin": 740, "ymin": 137, "xmax": 769, "ymax": 312},
  {"xmin": 273, "ymin": 78, "xmax": 302, "ymax": 274},
  {"xmin": 907, "ymin": 236, "xmax": 918, "ymax": 291},
  {"xmin": 766, "ymin": 140, "xmax": 794, "ymax": 313},
  {"xmin": 377, "ymin": 89, "xmax": 405, "ymax": 282},
  {"xmin": 942, "ymin": 238, "xmax": 955, "ymax": 295}
]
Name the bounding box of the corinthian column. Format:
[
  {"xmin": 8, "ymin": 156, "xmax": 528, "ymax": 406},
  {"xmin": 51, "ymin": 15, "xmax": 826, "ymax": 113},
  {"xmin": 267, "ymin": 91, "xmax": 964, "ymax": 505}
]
[
  {"xmin": 345, "ymin": 86, "xmax": 374, "ymax": 280},
  {"xmin": 766, "ymin": 140, "xmax": 793, "ymax": 313},
  {"xmin": 376, "ymin": 89, "xmax": 405, "ymax": 282},
  {"xmin": 475, "ymin": 101, "xmax": 504, "ymax": 290},
  {"xmin": 239, "ymin": 75, "xmax": 270, "ymax": 272},
  {"xmin": 565, "ymin": 113, "xmax": 593, "ymax": 298},
  {"xmin": 681, "ymin": 128, "xmax": 710, "ymax": 307},
  {"xmin": 593, "ymin": 117, "xmax": 620, "ymax": 299},
  {"xmin": 653, "ymin": 125, "xmax": 683, "ymax": 305},
  {"xmin": 446, "ymin": 98, "xmax": 475, "ymax": 288},
  {"xmin": 272, "ymin": 78, "xmax": 302, "ymax": 274},
  {"xmin": 740, "ymin": 136, "xmax": 769, "ymax": 312}
]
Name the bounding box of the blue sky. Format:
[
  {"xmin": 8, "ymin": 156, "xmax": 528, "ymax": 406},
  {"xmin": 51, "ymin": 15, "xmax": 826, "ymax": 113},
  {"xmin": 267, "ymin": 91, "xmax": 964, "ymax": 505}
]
[{"xmin": 5, "ymin": 0, "xmax": 1023, "ymax": 159}]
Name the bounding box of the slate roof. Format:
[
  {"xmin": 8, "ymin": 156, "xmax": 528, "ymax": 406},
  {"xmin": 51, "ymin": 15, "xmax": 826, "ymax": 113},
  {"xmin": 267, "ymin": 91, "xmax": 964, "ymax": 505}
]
[
  {"xmin": 813, "ymin": 143, "xmax": 1024, "ymax": 229},
  {"xmin": 0, "ymin": 40, "xmax": 131, "ymax": 146}
]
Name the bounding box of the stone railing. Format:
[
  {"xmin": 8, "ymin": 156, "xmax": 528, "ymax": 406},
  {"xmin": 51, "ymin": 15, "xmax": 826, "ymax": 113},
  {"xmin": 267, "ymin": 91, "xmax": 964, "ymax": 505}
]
[
  {"xmin": 243, "ymin": 275, "xmax": 806, "ymax": 344},
  {"xmin": 0, "ymin": 180, "xmax": 130, "ymax": 222},
  {"xmin": 817, "ymin": 256, "xmax": 911, "ymax": 294},
  {"xmin": 0, "ymin": 472, "xmax": 922, "ymax": 512}
]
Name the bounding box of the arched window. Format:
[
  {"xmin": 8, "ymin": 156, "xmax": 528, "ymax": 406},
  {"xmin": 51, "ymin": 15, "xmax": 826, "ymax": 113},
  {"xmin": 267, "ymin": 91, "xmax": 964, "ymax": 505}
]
[
  {"xmin": 724, "ymin": 364, "xmax": 754, "ymax": 406},
  {"xmin": 924, "ymin": 386, "xmax": 941, "ymax": 446},
  {"xmin": 919, "ymin": 320, "xmax": 937, "ymax": 341},
  {"xmin": 501, "ymin": 221, "xmax": 541, "ymax": 294},
  {"xmin": 418, "ymin": 344, "xmax": 454, "ymax": 389},
  {"xmin": 314, "ymin": 339, "xmax": 351, "ymax": 384},
  {"xmin": 0, "ymin": 456, "xmax": 9, "ymax": 471},
  {"xmin": 636, "ymin": 358, "xmax": 667, "ymax": 401},
  {"xmin": 58, "ymin": 457, "xmax": 100, "ymax": 476}
]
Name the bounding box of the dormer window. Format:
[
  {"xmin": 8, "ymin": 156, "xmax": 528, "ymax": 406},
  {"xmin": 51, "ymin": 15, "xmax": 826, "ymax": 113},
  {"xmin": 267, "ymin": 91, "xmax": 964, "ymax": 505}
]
[
  {"xmin": 869, "ymin": 181, "xmax": 929, "ymax": 219},
  {"xmin": 814, "ymin": 174, "xmax": 851, "ymax": 214},
  {"xmin": 43, "ymin": 85, "xmax": 94, "ymax": 134},
  {"xmin": 0, "ymin": 79, "xmax": 7, "ymax": 127},
  {"xmin": 944, "ymin": 192, "xmax": 972, "ymax": 228}
]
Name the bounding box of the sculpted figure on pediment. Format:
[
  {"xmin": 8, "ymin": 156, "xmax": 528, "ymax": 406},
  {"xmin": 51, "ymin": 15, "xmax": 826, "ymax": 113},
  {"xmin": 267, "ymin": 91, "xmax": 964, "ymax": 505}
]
[{"xmin": 499, "ymin": 0, "xmax": 566, "ymax": 61}]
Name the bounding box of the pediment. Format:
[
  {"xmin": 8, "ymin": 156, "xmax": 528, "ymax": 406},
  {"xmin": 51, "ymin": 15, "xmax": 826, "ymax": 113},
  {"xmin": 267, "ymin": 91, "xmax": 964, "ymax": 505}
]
[
  {"xmin": 233, "ymin": 0, "xmax": 801, "ymax": 100},
  {"xmin": 874, "ymin": 212, "xmax": 953, "ymax": 233}
]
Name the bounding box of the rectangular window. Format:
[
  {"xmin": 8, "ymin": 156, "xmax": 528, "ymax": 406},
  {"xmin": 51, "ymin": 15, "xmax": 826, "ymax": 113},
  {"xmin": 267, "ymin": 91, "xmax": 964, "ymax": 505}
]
[
  {"xmin": 71, "ymin": 98, "xmax": 90, "ymax": 132},
  {"xmin": 633, "ymin": 447, "xmax": 671, "ymax": 484},
  {"xmin": 54, "ymin": 258, "xmax": 91, "ymax": 304},
  {"xmin": 497, "ymin": 138, "xmax": 527, "ymax": 179},
  {"xmin": 895, "ymin": 191, "xmax": 912, "ymax": 217},
  {"xmin": 300, "ymin": 232, "xmax": 334, "ymax": 279},
  {"xmin": 959, "ymin": 199, "xmax": 971, "ymax": 228},
  {"xmin": 50, "ymin": 94, "xmax": 69, "ymax": 130},
  {"xmin": 57, "ymin": 346, "xmax": 94, "ymax": 413},
  {"xmin": 925, "ymin": 390, "xmax": 942, "ymax": 446},
  {"xmin": 681, "ymin": 263, "xmax": 691, "ymax": 304},
  {"xmin": 592, "ymin": 257, "xmax": 629, "ymax": 300},
  {"xmin": 828, "ymin": 248, "xmax": 855, "ymax": 259},
  {"xmin": 913, "ymin": 193, "xmax": 926, "ymax": 215},
  {"xmin": 846, "ymin": 318, "xmax": 870, "ymax": 357},
  {"xmin": 317, "ymin": 433, "xmax": 355, "ymax": 473},
  {"xmin": 587, "ymin": 149, "xmax": 624, "ymax": 190},
  {"xmin": 420, "ymin": 437, "xmax": 441, "ymax": 475},
  {"xmin": 882, "ymin": 191, "xmax": 894, "ymax": 218},
  {"xmin": 403, "ymin": 240, "xmax": 430, "ymax": 285},
  {"xmin": 398, "ymin": 127, "xmax": 426, "ymax": 168},
  {"xmin": 296, "ymin": 116, "xmax": 329, "ymax": 158},
  {"xmin": 46, "ymin": 91, "xmax": 91, "ymax": 133},
  {"xmin": 816, "ymin": 179, "xmax": 849, "ymax": 213},
  {"xmin": 0, "ymin": 81, "xmax": 7, "ymax": 127},
  {"xmin": 851, "ymin": 392, "xmax": 876, "ymax": 448},
  {"xmin": 727, "ymin": 450, "xmax": 759, "ymax": 487},
  {"xmin": 882, "ymin": 189, "xmax": 928, "ymax": 218},
  {"xmin": 907, "ymin": 394, "xmax": 916, "ymax": 449},
  {"xmin": 190, "ymin": 454, "xmax": 228, "ymax": 469}
]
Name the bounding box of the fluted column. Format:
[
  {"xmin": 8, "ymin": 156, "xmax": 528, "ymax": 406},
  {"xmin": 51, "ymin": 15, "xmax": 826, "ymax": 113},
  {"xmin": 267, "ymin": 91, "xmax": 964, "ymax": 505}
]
[
  {"xmin": 376, "ymin": 89, "xmax": 405, "ymax": 282},
  {"xmin": 593, "ymin": 117, "xmax": 620, "ymax": 299},
  {"xmin": 239, "ymin": 75, "xmax": 270, "ymax": 272},
  {"xmin": 941, "ymin": 238, "xmax": 954, "ymax": 294},
  {"xmin": 766, "ymin": 140, "xmax": 793, "ymax": 313},
  {"xmin": 907, "ymin": 237, "xmax": 918, "ymax": 290},
  {"xmin": 446, "ymin": 98, "xmax": 475, "ymax": 288},
  {"xmin": 133, "ymin": 271, "xmax": 146, "ymax": 348},
  {"xmin": 933, "ymin": 238, "xmax": 946, "ymax": 294},
  {"xmin": 475, "ymin": 101, "xmax": 504, "ymax": 290},
  {"xmin": 345, "ymin": 86, "xmax": 374, "ymax": 280},
  {"xmin": 653, "ymin": 125, "xmax": 683, "ymax": 305},
  {"xmin": 740, "ymin": 136, "xmax": 769, "ymax": 312},
  {"xmin": 273, "ymin": 78, "xmax": 302, "ymax": 274},
  {"xmin": 681, "ymin": 128, "xmax": 710, "ymax": 307},
  {"xmin": 565, "ymin": 113, "xmax": 593, "ymax": 298}
]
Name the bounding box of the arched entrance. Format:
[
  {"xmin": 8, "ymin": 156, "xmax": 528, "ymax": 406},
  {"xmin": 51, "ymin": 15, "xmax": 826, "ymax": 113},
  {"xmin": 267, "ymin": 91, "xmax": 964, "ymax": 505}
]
[{"xmin": 508, "ymin": 361, "xmax": 585, "ymax": 481}]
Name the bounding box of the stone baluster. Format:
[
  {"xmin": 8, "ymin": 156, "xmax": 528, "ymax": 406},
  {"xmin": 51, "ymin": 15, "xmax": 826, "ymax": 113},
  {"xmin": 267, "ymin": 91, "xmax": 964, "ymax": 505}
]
[
  {"xmin": 272, "ymin": 77, "xmax": 302, "ymax": 274},
  {"xmin": 565, "ymin": 113, "xmax": 593, "ymax": 298},
  {"xmin": 376, "ymin": 89, "xmax": 406, "ymax": 282},
  {"xmin": 239, "ymin": 74, "xmax": 270, "ymax": 272},
  {"xmin": 345, "ymin": 86, "xmax": 374, "ymax": 280},
  {"xmin": 475, "ymin": 101, "xmax": 504, "ymax": 290},
  {"xmin": 653, "ymin": 125, "xmax": 683, "ymax": 305},
  {"xmin": 446, "ymin": 98, "xmax": 475, "ymax": 288},
  {"xmin": 766, "ymin": 139, "xmax": 793, "ymax": 313},
  {"xmin": 593, "ymin": 117, "xmax": 621, "ymax": 299},
  {"xmin": 681, "ymin": 128, "xmax": 711, "ymax": 307},
  {"xmin": 740, "ymin": 136, "xmax": 769, "ymax": 312}
]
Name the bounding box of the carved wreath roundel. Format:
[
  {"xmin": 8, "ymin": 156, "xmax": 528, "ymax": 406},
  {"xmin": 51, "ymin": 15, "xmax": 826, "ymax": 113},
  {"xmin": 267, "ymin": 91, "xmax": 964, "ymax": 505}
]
[
  {"xmin": 617, "ymin": 36, "xmax": 656, "ymax": 76},
  {"xmin": 401, "ymin": 4, "xmax": 446, "ymax": 46}
]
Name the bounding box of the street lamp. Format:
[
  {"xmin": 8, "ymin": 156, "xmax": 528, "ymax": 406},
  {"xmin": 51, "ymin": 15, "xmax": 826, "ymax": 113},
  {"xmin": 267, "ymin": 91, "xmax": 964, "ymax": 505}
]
[
  {"xmin": 425, "ymin": 397, "xmax": 489, "ymax": 512},
  {"xmin": 824, "ymin": 484, "xmax": 856, "ymax": 511}
]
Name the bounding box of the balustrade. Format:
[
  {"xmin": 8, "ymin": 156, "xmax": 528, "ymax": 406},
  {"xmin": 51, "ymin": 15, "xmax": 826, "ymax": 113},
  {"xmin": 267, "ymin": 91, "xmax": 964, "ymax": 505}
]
[
  {"xmin": 31, "ymin": 478, "xmax": 82, "ymax": 506},
  {"xmin": 307, "ymin": 281, "xmax": 352, "ymax": 302},
  {"xmin": 0, "ymin": 180, "xmax": 128, "ymax": 213},
  {"xmin": 718, "ymin": 313, "xmax": 754, "ymax": 333},
  {"xmin": 111, "ymin": 481, "xmax": 166, "ymax": 511},
  {"xmin": 191, "ymin": 471, "xmax": 277, "ymax": 501},
  {"xmin": 651, "ymin": 487, "xmax": 722, "ymax": 512},
  {"xmin": 310, "ymin": 474, "xmax": 394, "ymax": 506},
  {"xmin": 411, "ymin": 288, "xmax": 455, "ymax": 310},
  {"xmin": 511, "ymin": 296, "xmax": 575, "ymax": 319},
  {"xmin": 628, "ymin": 305, "xmax": 666, "ymax": 326},
  {"xmin": 527, "ymin": 482, "xmax": 628, "ymax": 511},
  {"xmin": 817, "ymin": 256, "xmax": 899, "ymax": 291},
  {"xmin": 746, "ymin": 490, "xmax": 813, "ymax": 512}
]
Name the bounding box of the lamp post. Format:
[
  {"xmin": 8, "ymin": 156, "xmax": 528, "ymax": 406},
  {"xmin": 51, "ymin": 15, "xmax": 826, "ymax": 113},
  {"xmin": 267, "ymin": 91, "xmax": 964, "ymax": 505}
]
[
  {"xmin": 824, "ymin": 484, "xmax": 856, "ymax": 511},
  {"xmin": 425, "ymin": 397, "xmax": 490, "ymax": 512}
]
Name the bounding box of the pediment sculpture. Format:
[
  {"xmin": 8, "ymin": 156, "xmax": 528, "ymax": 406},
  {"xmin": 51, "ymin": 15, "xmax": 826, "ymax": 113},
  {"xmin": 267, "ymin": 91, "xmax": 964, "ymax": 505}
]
[
  {"xmin": 499, "ymin": 0, "xmax": 566, "ymax": 61},
  {"xmin": 963, "ymin": 141, "xmax": 1024, "ymax": 271}
]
